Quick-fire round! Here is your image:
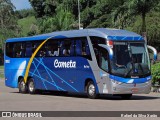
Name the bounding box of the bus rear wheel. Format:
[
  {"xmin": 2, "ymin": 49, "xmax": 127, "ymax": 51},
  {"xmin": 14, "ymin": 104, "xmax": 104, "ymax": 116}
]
[
  {"xmin": 18, "ymin": 78, "xmax": 27, "ymax": 94},
  {"xmin": 86, "ymin": 81, "xmax": 98, "ymax": 99},
  {"xmin": 28, "ymin": 78, "xmax": 36, "ymax": 94}
]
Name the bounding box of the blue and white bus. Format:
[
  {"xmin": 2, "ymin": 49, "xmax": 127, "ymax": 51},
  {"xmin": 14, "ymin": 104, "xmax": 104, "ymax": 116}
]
[{"xmin": 4, "ymin": 28, "xmax": 157, "ymax": 99}]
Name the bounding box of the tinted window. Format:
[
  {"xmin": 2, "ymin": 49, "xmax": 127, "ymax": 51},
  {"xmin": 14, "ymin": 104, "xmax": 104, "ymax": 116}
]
[
  {"xmin": 6, "ymin": 43, "xmax": 14, "ymax": 58},
  {"xmin": 45, "ymin": 40, "xmax": 59, "ymax": 57},
  {"xmin": 95, "ymin": 46, "xmax": 109, "ymax": 72},
  {"xmin": 90, "ymin": 36, "xmax": 106, "ymax": 46},
  {"xmin": 5, "ymin": 37, "xmax": 92, "ymax": 60}
]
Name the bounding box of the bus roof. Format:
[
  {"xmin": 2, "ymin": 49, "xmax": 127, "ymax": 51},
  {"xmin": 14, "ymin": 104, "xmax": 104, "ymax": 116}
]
[{"xmin": 6, "ymin": 28, "xmax": 144, "ymax": 42}]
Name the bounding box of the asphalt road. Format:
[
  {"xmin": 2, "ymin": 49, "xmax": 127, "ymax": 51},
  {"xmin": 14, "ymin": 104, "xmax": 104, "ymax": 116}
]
[{"xmin": 0, "ymin": 79, "xmax": 160, "ymax": 120}]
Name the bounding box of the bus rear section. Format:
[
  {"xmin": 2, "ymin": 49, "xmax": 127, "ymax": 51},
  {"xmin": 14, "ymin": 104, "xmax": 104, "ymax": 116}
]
[{"xmin": 4, "ymin": 36, "xmax": 98, "ymax": 97}]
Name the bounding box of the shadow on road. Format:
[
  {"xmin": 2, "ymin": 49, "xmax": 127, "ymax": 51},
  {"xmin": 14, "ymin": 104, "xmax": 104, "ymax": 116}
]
[{"xmin": 11, "ymin": 90, "xmax": 160, "ymax": 101}]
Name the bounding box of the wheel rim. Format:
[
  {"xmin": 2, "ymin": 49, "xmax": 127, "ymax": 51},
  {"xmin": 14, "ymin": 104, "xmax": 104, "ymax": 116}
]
[
  {"xmin": 29, "ymin": 81, "xmax": 34, "ymax": 92},
  {"xmin": 88, "ymin": 84, "xmax": 95, "ymax": 96},
  {"xmin": 20, "ymin": 81, "xmax": 25, "ymax": 91}
]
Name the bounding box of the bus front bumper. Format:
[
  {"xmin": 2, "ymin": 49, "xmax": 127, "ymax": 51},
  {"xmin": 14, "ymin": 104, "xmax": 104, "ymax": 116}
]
[{"xmin": 110, "ymin": 80, "xmax": 152, "ymax": 94}]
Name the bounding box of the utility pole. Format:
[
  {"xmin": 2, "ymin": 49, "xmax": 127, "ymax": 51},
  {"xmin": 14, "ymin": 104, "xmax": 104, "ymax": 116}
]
[{"xmin": 78, "ymin": 0, "xmax": 81, "ymax": 29}]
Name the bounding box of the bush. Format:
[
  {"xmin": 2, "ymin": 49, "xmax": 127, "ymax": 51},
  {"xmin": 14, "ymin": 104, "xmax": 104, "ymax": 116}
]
[{"xmin": 151, "ymin": 62, "xmax": 160, "ymax": 85}]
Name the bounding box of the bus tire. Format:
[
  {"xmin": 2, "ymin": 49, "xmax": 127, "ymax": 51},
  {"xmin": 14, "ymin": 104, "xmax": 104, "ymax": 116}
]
[
  {"xmin": 120, "ymin": 94, "xmax": 132, "ymax": 100},
  {"xmin": 18, "ymin": 78, "xmax": 27, "ymax": 94},
  {"xmin": 28, "ymin": 78, "xmax": 36, "ymax": 94},
  {"xmin": 86, "ymin": 81, "xmax": 98, "ymax": 99}
]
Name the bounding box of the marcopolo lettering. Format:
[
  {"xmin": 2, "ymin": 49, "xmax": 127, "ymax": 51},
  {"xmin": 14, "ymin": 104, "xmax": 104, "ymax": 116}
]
[{"xmin": 54, "ymin": 59, "xmax": 76, "ymax": 68}]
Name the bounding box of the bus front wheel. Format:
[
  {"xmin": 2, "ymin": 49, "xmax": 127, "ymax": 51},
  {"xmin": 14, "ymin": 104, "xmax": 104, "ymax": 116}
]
[
  {"xmin": 18, "ymin": 78, "xmax": 27, "ymax": 94},
  {"xmin": 28, "ymin": 78, "xmax": 36, "ymax": 94},
  {"xmin": 86, "ymin": 81, "xmax": 98, "ymax": 99}
]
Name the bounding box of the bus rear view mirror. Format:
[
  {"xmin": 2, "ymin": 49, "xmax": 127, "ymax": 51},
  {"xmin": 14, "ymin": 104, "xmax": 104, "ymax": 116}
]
[{"xmin": 147, "ymin": 45, "xmax": 157, "ymax": 61}]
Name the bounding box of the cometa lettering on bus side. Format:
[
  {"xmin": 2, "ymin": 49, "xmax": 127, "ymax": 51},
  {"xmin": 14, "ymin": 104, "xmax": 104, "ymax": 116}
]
[{"xmin": 54, "ymin": 59, "xmax": 76, "ymax": 68}]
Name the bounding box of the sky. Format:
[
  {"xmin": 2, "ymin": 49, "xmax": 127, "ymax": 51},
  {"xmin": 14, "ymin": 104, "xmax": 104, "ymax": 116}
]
[{"xmin": 11, "ymin": 0, "xmax": 32, "ymax": 10}]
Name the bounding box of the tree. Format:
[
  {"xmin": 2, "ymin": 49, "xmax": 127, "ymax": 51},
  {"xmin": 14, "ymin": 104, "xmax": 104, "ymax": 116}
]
[
  {"xmin": 38, "ymin": 6, "xmax": 75, "ymax": 33},
  {"xmin": 57, "ymin": 0, "xmax": 96, "ymax": 28},
  {"xmin": 146, "ymin": 11, "xmax": 160, "ymax": 46},
  {"xmin": 111, "ymin": 1, "xmax": 132, "ymax": 29},
  {"xmin": 15, "ymin": 9, "xmax": 35, "ymax": 19},
  {"xmin": 0, "ymin": 0, "xmax": 19, "ymax": 50},
  {"xmin": 0, "ymin": 0, "xmax": 15, "ymax": 28},
  {"xmin": 128, "ymin": 0, "xmax": 159, "ymax": 33},
  {"xmin": 129, "ymin": 10, "xmax": 160, "ymax": 47},
  {"xmin": 29, "ymin": 0, "xmax": 57, "ymax": 18}
]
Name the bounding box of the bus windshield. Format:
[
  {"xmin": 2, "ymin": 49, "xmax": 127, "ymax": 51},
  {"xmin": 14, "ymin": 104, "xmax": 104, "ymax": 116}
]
[{"xmin": 111, "ymin": 42, "xmax": 150, "ymax": 78}]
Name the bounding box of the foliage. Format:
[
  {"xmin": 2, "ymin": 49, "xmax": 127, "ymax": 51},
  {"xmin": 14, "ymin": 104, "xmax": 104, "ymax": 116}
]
[
  {"xmin": 111, "ymin": 1, "xmax": 132, "ymax": 29},
  {"xmin": 127, "ymin": 0, "xmax": 159, "ymax": 32},
  {"xmin": 151, "ymin": 62, "xmax": 160, "ymax": 84},
  {"xmin": 0, "ymin": 0, "xmax": 19, "ymax": 50},
  {"xmin": 146, "ymin": 11, "xmax": 160, "ymax": 46},
  {"xmin": 15, "ymin": 9, "xmax": 35, "ymax": 19},
  {"xmin": 126, "ymin": 10, "xmax": 160, "ymax": 50},
  {"xmin": 0, "ymin": 0, "xmax": 15, "ymax": 28},
  {"xmin": 18, "ymin": 16, "xmax": 37, "ymax": 36},
  {"xmin": 38, "ymin": 6, "xmax": 75, "ymax": 33},
  {"xmin": 0, "ymin": 0, "xmax": 160, "ymax": 51},
  {"xmin": 29, "ymin": 0, "xmax": 57, "ymax": 17}
]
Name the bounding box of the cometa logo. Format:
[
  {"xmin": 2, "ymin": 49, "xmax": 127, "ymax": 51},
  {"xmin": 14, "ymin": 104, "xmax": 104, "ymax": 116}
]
[{"xmin": 54, "ymin": 59, "xmax": 76, "ymax": 68}]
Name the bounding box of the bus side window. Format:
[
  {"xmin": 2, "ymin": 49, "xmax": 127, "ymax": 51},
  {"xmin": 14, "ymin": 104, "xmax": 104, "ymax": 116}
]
[
  {"xmin": 6, "ymin": 43, "xmax": 14, "ymax": 58},
  {"xmin": 85, "ymin": 41, "xmax": 91, "ymax": 56},
  {"xmin": 72, "ymin": 39, "xmax": 92, "ymax": 60},
  {"xmin": 82, "ymin": 39, "xmax": 92, "ymax": 60},
  {"xmin": 76, "ymin": 40, "xmax": 82, "ymax": 56},
  {"xmin": 90, "ymin": 36, "xmax": 106, "ymax": 46},
  {"xmin": 46, "ymin": 40, "xmax": 59, "ymax": 57},
  {"xmin": 99, "ymin": 48, "xmax": 109, "ymax": 72},
  {"xmin": 60, "ymin": 40, "xmax": 71, "ymax": 56},
  {"xmin": 20, "ymin": 43, "xmax": 25, "ymax": 57},
  {"xmin": 70, "ymin": 40, "xmax": 75, "ymax": 56},
  {"xmin": 13, "ymin": 42, "xmax": 23, "ymax": 58},
  {"xmin": 25, "ymin": 42, "xmax": 32, "ymax": 57}
]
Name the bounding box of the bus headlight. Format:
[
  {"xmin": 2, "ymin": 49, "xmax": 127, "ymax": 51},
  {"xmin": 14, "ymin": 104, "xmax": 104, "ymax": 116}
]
[{"xmin": 111, "ymin": 79, "xmax": 122, "ymax": 85}]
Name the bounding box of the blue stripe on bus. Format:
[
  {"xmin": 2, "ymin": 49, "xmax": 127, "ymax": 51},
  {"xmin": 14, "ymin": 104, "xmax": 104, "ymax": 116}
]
[
  {"xmin": 109, "ymin": 75, "xmax": 151, "ymax": 83},
  {"xmin": 107, "ymin": 36, "xmax": 144, "ymax": 41},
  {"xmin": 6, "ymin": 35, "xmax": 67, "ymax": 42}
]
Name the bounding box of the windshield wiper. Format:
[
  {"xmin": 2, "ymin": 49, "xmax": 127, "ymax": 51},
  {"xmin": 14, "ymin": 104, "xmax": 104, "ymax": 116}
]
[
  {"xmin": 125, "ymin": 63, "xmax": 146, "ymax": 77},
  {"xmin": 138, "ymin": 63, "xmax": 144, "ymax": 75},
  {"xmin": 124, "ymin": 63, "xmax": 134, "ymax": 77}
]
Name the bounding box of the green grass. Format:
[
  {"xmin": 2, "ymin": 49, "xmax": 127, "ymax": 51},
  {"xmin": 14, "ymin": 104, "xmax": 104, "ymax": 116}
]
[
  {"xmin": 0, "ymin": 65, "xmax": 4, "ymax": 69},
  {"xmin": 0, "ymin": 65, "xmax": 4, "ymax": 78},
  {"xmin": 18, "ymin": 16, "xmax": 36, "ymax": 36}
]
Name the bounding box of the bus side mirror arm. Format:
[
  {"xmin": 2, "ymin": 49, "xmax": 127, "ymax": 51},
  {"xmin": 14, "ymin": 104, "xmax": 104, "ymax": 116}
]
[{"xmin": 147, "ymin": 45, "xmax": 157, "ymax": 61}]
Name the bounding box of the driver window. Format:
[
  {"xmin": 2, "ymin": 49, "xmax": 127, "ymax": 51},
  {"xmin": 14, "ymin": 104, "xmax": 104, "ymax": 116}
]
[{"xmin": 97, "ymin": 48, "xmax": 109, "ymax": 72}]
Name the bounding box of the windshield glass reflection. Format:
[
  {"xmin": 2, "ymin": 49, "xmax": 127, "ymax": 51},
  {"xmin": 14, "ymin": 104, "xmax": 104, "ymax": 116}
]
[{"xmin": 111, "ymin": 42, "xmax": 150, "ymax": 78}]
